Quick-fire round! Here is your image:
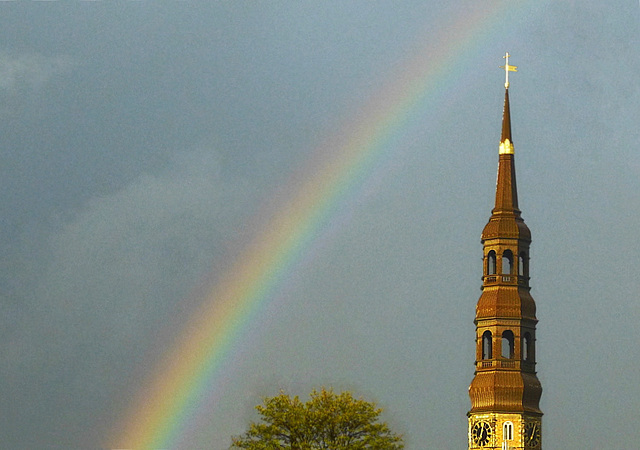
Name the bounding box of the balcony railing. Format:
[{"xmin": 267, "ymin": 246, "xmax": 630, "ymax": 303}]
[
  {"xmin": 482, "ymin": 274, "xmax": 529, "ymax": 286},
  {"xmin": 478, "ymin": 359, "xmax": 525, "ymax": 369}
]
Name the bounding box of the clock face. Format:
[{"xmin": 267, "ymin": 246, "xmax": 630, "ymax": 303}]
[
  {"xmin": 471, "ymin": 421, "xmax": 492, "ymax": 446},
  {"xmin": 524, "ymin": 422, "xmax": 541, "ymax": 447}
]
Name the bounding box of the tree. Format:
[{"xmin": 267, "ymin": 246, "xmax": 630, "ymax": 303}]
[{"xmin": 230, "ymin": 388, "xmax": 404, "ymax": 449}]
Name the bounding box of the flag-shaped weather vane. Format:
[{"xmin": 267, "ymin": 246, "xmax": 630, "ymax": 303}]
[{"xmin": 500, "ymin": 52, "xmax": 518, "ymax": 88}]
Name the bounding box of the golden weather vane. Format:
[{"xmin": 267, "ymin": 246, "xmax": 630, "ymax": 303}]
[{"xmin": 499, "ymin": 52, "xmax": 518, "ymax": 88}]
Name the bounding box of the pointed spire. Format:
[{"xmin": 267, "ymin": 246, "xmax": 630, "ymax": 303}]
[
  {"xmin": 494, "ymin": 54, "xmax": 518, "ymax": 212},
  {"xmin": 499, "ymin": 52, "xmax": 516, "ymax": 154},
  {"xmin": 493, "ymin": 87, "xmax": 519, "ymax": 213},
  {"xmin": 482, "ymin": 54, "xmax": 530, "ymax": 242}
]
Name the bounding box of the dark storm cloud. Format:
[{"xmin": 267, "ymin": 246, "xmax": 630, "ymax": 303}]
[{"xmin": 2, "ymin": 149, "xmax": 264, "ymax": 446}]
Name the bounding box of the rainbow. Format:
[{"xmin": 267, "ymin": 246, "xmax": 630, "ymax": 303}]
[{"xmin": 113, "ymin": 2, "xmax": 548, "ymax": 448}]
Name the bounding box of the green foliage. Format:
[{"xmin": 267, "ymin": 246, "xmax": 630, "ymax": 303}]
[{"xmin": 230, "ymin": 388, "xmax": 404, "ymax": 449}]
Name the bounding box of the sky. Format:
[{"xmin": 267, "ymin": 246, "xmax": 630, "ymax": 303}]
[{"xmin": 0, "ymin": 1, "xmax": 639, "ymax": 449}]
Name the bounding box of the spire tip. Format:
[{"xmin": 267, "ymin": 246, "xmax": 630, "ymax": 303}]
[{"xmin": 499, "ymin": 52, "xmax": 517, "ymax": 89}]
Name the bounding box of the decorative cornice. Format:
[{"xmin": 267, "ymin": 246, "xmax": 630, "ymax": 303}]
[{"xmin": 499, "ymin": 138, "xmax": 514, "ymax": 155}]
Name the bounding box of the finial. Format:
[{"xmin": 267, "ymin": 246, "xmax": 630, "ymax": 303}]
[{"xmin": 499, "ymin": 52, "xmax": 518, "ymax": 88}]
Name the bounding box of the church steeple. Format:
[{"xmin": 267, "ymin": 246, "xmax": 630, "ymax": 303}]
[
  {"xmin": 468, "ymin": 54, "xmax": 542, "ymax": 450},
  {"xmin": 493, "ymin": 88, "xmax": 519, "ymax": 214}
]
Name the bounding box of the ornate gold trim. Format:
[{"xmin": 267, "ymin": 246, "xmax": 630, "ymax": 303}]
[{"xmin": 499, "ymin": 138, "xmax": 514, "ymax": 154}]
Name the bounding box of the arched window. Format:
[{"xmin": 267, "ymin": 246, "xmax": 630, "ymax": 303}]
[
  {"xmin": 519, "ymin": 251, "xmax": 527, "ymax": 277},
  {"xmin": 482, "ymin": 331, "xmax": 492, "ymax": 359},
  {"xmin": 523, "ymin": 332, "xmax": 533, "ymax": 361},
  {"xmin": 501, "ymin": 330, "xmax": 514, "ymax": 359},
  {"xmin": 502, "ymin": 250, "xmax": 513, "ymax": 274},
  {"xmin": 503, "ymin": 421, "xmax": 514, "ymax": 441},
  {"xmin": 487, "ymin": 250, "xmax": 497, "ymax": 275}
]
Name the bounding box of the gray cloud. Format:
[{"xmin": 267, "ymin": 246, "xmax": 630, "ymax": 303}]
[
  {"xmin": 2, "ymin": 149, "xmax": 263, "ymax": 447},
  {"xmin": 0, "ymin": 51, "xmax": 75, "ymax": 92}
]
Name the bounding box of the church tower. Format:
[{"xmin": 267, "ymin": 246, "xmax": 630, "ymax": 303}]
[{"xmin": 468, "ymin": 54, "xmax": 542, "ymax": 450}]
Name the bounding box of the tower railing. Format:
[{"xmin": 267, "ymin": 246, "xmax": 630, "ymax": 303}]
[
  {"xmin": 482, "ymin": 274, "xmax": 529, "ymax": 287},
  {"xmin": 478, "ymin": 359, "xmax": 536, "ymax": 371}
]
